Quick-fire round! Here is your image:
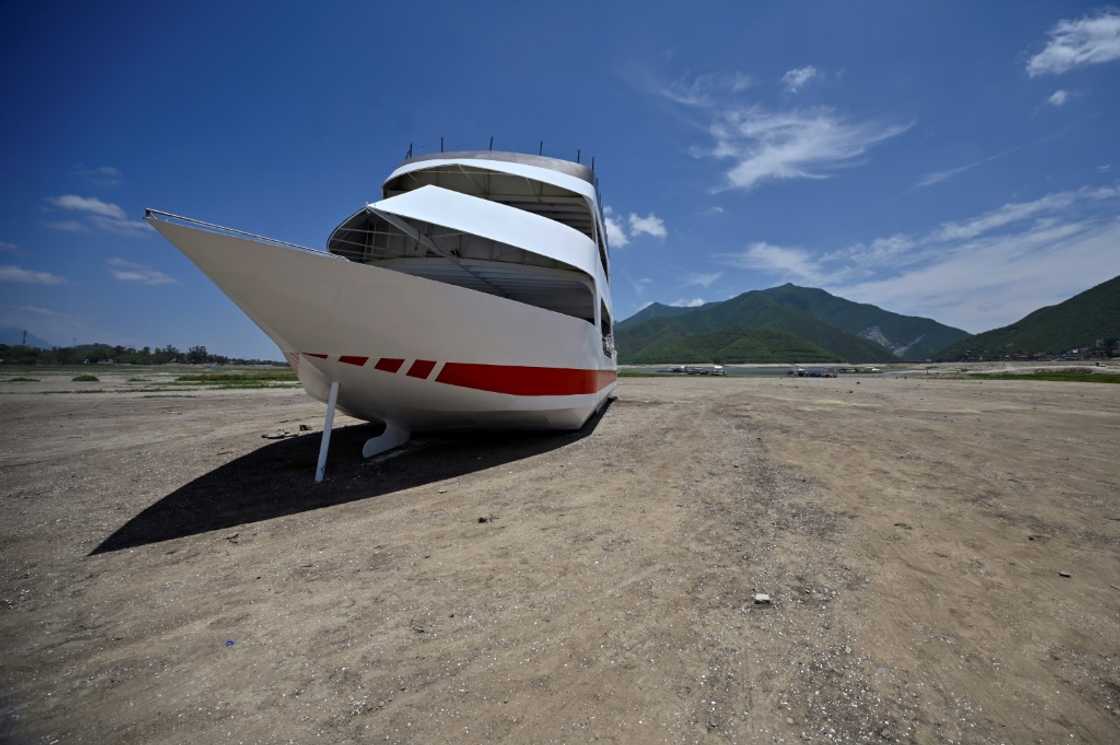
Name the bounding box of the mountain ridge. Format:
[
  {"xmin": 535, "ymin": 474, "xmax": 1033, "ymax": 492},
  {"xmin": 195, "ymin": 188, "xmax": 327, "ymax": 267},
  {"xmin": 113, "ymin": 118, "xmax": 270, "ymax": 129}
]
[{"xmin": 617, "ymin": 284, "xmax": 970, "ymax": 363}]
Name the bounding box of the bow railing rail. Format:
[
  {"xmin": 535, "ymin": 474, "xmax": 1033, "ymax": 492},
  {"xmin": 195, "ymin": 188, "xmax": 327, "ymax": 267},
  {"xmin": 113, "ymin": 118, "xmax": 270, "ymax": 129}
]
[{"xmin": 144, "ymin": 208, "xmax": 324, "ymax": 254}]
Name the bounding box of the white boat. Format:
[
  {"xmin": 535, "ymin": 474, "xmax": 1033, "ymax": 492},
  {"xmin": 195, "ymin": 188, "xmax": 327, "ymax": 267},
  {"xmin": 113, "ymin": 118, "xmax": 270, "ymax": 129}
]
[{"xmin": 147, "ymin": 150, "xmax": 617, "ymax": 473}]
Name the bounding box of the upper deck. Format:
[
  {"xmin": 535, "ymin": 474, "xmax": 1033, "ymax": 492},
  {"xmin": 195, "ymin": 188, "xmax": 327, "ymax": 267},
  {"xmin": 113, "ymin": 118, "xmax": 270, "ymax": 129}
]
[{"xmin": 397, "ymin": 150, "xmax": 595, "ymax": 185}]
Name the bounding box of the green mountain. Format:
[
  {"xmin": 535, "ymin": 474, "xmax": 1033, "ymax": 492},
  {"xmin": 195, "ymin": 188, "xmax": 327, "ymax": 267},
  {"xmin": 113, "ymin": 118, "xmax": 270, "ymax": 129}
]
[
  {"xmin": 935, "ymin": 275, "xmax": 1120, "ymax": 360},
  {"xmin": 618, "ymin": 289, "xmax": 900, "ymax": 364},
  {"xmin": 617, "ymin": 284, "xmax": 972, "ymax": 364},
  {"xmin": 757, "ymin": 284, "xmax": 970, "ymax": 360}
]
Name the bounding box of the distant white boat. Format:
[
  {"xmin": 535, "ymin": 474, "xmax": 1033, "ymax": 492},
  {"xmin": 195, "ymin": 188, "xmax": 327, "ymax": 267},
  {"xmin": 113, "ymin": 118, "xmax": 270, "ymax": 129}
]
[{"xmin": 148, "ymin": 150, "xmax": 617, "ymax": 472}]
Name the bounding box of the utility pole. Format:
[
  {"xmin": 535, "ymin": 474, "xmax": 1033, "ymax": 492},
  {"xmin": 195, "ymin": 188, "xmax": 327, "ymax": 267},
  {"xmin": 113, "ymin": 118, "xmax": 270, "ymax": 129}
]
[{"xmin": 22, "ymin": 329, "xmax": 27, "ymax": 345}]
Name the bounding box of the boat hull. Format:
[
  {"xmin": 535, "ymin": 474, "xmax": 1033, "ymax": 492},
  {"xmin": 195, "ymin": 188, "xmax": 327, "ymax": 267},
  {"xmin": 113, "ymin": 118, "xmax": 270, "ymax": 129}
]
[{"xmin": 152, "ymin": 221, "xmax": 616, "ymax": 432}]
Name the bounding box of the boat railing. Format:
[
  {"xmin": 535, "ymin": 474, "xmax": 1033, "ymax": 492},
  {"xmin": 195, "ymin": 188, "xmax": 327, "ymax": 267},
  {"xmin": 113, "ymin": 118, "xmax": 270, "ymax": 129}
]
[{"xmin": 144, "ymin": 208, "xmax": 324, "ymax": 255}]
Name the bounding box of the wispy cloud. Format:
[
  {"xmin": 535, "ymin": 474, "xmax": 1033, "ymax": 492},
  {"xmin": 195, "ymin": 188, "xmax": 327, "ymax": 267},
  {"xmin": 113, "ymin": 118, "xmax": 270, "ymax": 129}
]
[
  {"xmin": 931, "ymin": 186, "xmax": 1116, "ymax": 241},
  {"xmin": 44, "ymin": 195, "xmax": 152, "ymax": 236},
  {"xmin": 671, "ymin": 297, "xmax": 706, "ymax": 308},
  {"xmin": 107, "ymin": 258, "xmax": 176, "ymax": 285},
  {"xmin": 1047, "ymin": 89, "xmax": 1071, "ymax": 106},
  {"xmin": 685, "ymin": 271, "xmax": 723, "ymax": 288},
  {"xmin": 702, "ymin": 106, "xmax": 912, "ymax": 191},
  {"xmin": 657, "ymin": 71, "xmax": 752, "ymax": 107},
  {"xmin": 0, "ymin": 241, "xmax": 18, "ymax": 253},
  {"xmin": 74, "ymin": 165, "xmax": 122, "ymax": 186},
  {"xmin": 835, "ymin": 218, "xmax": 1120, "ymax": 332},
  {"xmin": 719, "ymin": 241, "xmax": 825, "ymax": 284},
  {"xmin": 0, "ymin": 265, "xmax": 66, "ymax": 285},
  {"xmin": 723, "ymin": 184, "xmax": 1120, "ymax": 331},
  {"xmin": 47, "ymin": 195, "xmax": 125, "ymax": 220},
  {"xmin": 915, "ymin": 157, "xmax": 996, "ymax": 188},
  {"xmin": 781, "ymin": 65, "xmax": 817, "ymax": 93},
  {"xmin": 1027, "ymin": 11, "xmax": 1120, "ymax": 76}
]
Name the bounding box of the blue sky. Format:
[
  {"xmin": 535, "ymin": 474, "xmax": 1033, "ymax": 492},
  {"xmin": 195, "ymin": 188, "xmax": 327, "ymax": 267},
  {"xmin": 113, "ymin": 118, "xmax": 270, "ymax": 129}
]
[{"xmin": 2, "ymin": 1, "xmax": 1118, "ymax": 358}]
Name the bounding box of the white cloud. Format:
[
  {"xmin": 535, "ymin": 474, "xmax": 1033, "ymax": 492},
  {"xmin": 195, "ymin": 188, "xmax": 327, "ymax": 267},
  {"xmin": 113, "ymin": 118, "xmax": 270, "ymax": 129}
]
[
  {"xmin": 718, "ymin": 182, "xmax": 1120, "ymax": 330},
  {"xmin": 720, "ymin": 241, "xmax": 825, "ymax": 283},
  {"xmin": 107, "ymin": 258, "xmax": 176, "ymax": 286},
  {"xmin": 75, "ymin": 165, "xmax": 122, "ymax": 186},
  {"xmin": 832, "ymin": 218, "xmax": 1120, "ymax": 332},
  {"xmin": 628, "ymin": 212, "xmax": 667, "ymax": 239},
  {"xmin": 0, "ymin": 265, "xmax": 66, "ymax": 285},
  {"xmin": 703, "ymin": 106, "xmax": 912, "ymax": 191},
  {"xmin": 46, "ymin": 195, "xmax": 126, "ymax": 220},
  {"xmin": 603, "ymin": 206, "xmax": 629, "ymax": 247},
  {"xmin": 1027, "ymin": 11, "xmax": 1120, "ymax": 76},
  {"xmin": 1047, "ymin": 89, "xmax": 1070, "ymax": 106},
  {"xmin": 1099, "ymin": 163, "xmax": 1113, "ymax": 173},
  {"xmin": 685, "ymin": 271, "xmax": 723, "ymax": 288},
  {"xmin": 671, "ymin": 297, "xmax": 706, "ymax": 308},
  {"xmin": 604, "ymin": 206, "xmax": 667, "ymax": 245},
  {"xmin": 90, "ymin": 215, "xmax": 155, "ymax": 235},
  {"xmin": 658, "ymin": 71, "xmax": 752, "ymax": 106},
  {"xmin": 782, "ymin": 65, "xmax": 818, "ymax": 93},
  {"xmin": 931, "ymin": 186, "xmax": 1116, "ymax": 242},
  {"xmin": 704, "ymin": 206, "xmax": 726, "ymax": 215},
  {"xmin": 44, "ymin": 195, "xmax": 152, "ymax": 236},
  {"xmin": 0, "ymin": 241, "xmax": 17, "ymax": 253}
]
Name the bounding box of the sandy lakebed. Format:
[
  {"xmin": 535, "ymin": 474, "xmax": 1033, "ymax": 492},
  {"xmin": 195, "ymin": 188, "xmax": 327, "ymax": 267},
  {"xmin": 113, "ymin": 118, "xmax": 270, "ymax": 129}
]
[{"xmin": 1, "ymin": 372, "xmax": 1118, "ymax": 744}]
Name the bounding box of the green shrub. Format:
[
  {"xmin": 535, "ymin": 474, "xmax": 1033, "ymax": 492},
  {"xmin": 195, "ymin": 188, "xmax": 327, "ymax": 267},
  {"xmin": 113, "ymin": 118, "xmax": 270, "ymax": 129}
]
[{"xmin": 72, "ymin": 374, "xmax": 100, "ymax": 382}]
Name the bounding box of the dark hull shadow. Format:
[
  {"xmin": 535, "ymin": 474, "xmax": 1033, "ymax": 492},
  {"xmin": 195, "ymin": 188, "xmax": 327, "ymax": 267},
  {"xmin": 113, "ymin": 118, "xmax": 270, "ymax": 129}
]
[{"xmin": 92, "ymin": 401, "xmax": 610, "ymax": 554}]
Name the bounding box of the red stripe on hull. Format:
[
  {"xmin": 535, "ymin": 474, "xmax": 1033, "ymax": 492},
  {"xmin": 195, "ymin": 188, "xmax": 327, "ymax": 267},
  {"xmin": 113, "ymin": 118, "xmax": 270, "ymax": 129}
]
[
  {"xmin": 375, "ymin": 357, "xmax": 404, "ymax": 373},
  {"xmin": 303, "ymin": 352, "xmax": 328, "ymax": 359},
  {"xmin": 436, "ymin": 363, "xmax": 617, "ymax": 396},
  {"xmin": 339, "ymin": 355, "xmax": 369, "ymax": 366},
  {"xmin": 406, "ymin": 359, "xmax": 437, "ymax": 379}
]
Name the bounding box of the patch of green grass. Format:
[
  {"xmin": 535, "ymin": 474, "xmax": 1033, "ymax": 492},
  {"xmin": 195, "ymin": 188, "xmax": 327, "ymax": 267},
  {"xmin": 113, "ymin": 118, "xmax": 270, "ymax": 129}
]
[
  {"xmin": 6, "ymin": 376, "xmax": 39, "ymax": 382},
  {"xmin": 618, "ymin": 368, "xmax": 668, "ymax": 378},
  {"xmin": 71, "ymin": 374, "xmax": 100, "ymax": 382},
  {"xmin": 971, "ymin": 370, "xmax": 1120, "ymax": 384},
  {"xmin": 175, "ymin": 371, "xmax": 297, "ymax": 384}
]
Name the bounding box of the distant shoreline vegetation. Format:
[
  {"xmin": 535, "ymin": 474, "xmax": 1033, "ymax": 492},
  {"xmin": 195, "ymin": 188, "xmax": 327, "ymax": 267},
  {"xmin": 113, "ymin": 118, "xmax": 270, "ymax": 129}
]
[{"xmin": 0, "ymin": 343, "xmax": 286, "ymax": 367}]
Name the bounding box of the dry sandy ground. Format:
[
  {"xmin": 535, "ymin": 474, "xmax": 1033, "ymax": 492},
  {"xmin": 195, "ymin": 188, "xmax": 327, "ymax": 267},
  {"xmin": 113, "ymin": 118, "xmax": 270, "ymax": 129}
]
[{"xmin": 1, "ymin": 376, "xmax": 1118, "ymax": 744}]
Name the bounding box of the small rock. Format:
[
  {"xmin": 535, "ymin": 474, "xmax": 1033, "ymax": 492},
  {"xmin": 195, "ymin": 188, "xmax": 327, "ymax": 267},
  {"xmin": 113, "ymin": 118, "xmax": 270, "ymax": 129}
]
[
  {"xmin": 752, "ymin": 593, "xmax": 771, "ymax": 605},
  {"xmin": 299, "ymin": 424, "xmax": 311, "ymax": 432},
  {"xmin": 786, "ymin": 717, "xmax": 795, "ymax": 725},
  {"xmin": 438, "ymin": 488, "xmax": 448, "ymax": 494},
  {"xmin": 1058, "ymin": 570, "xmax": 1072, "ymax": 578}
]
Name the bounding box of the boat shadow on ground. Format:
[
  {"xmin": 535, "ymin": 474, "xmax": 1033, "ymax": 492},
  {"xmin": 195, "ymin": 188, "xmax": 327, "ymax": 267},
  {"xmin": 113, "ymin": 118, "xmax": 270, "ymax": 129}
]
[{"xmin": 91, "ymin": 401, "xmax": 611, "ymax": 555}]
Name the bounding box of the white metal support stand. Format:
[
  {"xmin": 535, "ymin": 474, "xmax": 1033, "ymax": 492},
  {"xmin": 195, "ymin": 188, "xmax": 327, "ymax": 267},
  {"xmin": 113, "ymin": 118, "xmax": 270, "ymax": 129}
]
[{"xmin": 314, "ymin": 381, "xmax": 339, "ymax": 483}]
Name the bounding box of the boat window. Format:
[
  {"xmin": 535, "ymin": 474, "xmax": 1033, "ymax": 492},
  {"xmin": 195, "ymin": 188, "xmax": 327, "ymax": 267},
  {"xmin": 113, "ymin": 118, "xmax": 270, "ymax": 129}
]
[
  {"xmin": 600, "ymin": 300, "xmax": 614, "ymax": 358},
  {"xmin": 384, "ymin": 165, "xmax": 597, "ymax": 240},
  {"xmin": 328, "ymin": 208, "xmax": 597, "ymax": 325},
  {"xmin": 592, "ymin": 208, "xmax": 610, "ymax": 281}
]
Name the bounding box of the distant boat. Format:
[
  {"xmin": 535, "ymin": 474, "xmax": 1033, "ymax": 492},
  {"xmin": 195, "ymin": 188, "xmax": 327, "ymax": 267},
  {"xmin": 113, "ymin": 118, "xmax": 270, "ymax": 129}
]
[{"xmin": 148, "ymin": 150, "xmax": 617, "ymax": 470}]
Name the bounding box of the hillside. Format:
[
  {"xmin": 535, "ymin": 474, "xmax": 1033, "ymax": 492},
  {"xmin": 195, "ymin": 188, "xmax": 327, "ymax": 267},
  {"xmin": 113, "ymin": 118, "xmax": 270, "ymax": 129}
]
[
  {"xmin": 936, "ymin": 275, "xmax": 1120, "ymax": 360},
  {"xmin": 617, "ymin": 291, "xmax": 897, "ymax": 364},
  {"xmin": 759, "ymin": 284, "xmax": 970, "ymax": 359},
  {"xmin": 618, "ymin": 285, "xmax": 970, "ymax": 364}
]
